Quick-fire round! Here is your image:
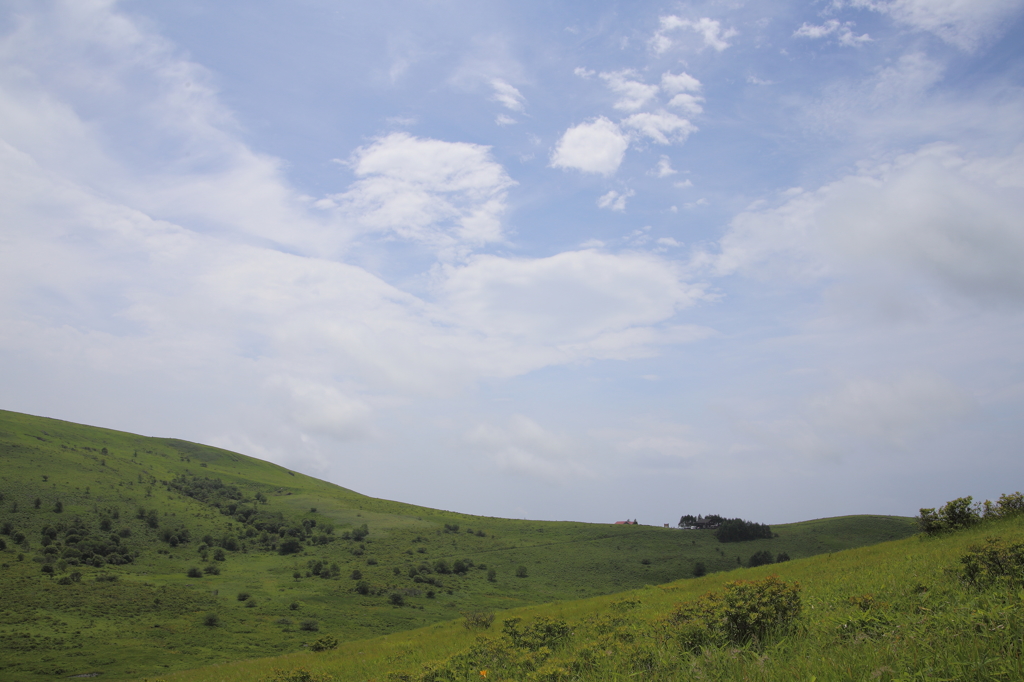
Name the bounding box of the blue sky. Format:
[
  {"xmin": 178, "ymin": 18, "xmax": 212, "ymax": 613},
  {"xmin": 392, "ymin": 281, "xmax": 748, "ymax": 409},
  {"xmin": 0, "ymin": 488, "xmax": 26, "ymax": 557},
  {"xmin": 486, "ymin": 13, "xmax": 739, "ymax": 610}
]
[{"xmin": 2, "ymin": 0, "xmax": 1023, "ymax": 524}]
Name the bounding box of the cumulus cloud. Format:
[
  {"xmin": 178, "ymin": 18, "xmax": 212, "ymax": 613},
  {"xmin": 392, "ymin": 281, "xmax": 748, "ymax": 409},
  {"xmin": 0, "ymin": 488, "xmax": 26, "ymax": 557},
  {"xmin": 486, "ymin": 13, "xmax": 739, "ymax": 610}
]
[
  {"xmin": 550, "ymin": 117, "xmax": 630, "ymax": 175},
  {"xmin": 810, "ymin": 372, "xmax": 971, "ymax": 444},
  {"xmin": 465, "ymin": 415, "xmax": 592, "ymax": 481},
  {"xmin": 710, "ymin": 144, "xmax": 1024, "ymax": 306},
  {"xmin": 623, "ymin": 111, "xmax": 697, "ymax": 145},
  {"xmin": 794, "ymin": 20, "xmax": 872, "ymax": 45},
  {"xmin": 652, "ymin": 156, "xmax": 677, "ymax": 177},
  {"xmin": 597, "ymin": 189, "xmax": 634, "ymax": 211},
  {"xmin": 599, "ymin": 70, "xmax": 660, "ymax": 111},
  {"xmin": 850, "ymin": 0, "xmax": 1024, "ymax": 51},
  {"xmin": 652, "ymin": 16, "xmax": 738, "ymax": 53},
  {"xmin": 329, "ymin": 133, "xmax": 515, "ymax": 254},
  {"xmin": 661, "ymin": 72, "xmax": 705, "ymax": 114},
  {"xmin": 490, "ymin": 78, "xmax": 526, "ymax": 111},
  {"xmin": 435, "ymin": 249, "xmax": 707, "ymax": 347}
]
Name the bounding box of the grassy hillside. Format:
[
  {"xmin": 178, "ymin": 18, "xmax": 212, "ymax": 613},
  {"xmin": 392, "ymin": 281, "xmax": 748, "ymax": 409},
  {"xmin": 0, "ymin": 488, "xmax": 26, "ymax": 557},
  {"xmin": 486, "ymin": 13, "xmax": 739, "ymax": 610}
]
[
  {"xmin": 157, "ymin": 512, "xmax": 1024, "ymax": 682},
  {"xmin": 0, "ymin": 409, "xmax": 918, "ymax": 680}
]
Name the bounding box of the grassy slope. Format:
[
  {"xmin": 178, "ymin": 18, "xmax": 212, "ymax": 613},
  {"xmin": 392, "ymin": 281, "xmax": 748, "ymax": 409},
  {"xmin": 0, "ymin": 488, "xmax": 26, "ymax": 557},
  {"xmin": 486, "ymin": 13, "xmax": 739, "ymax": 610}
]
[
  {"xmin": 0, "ymin": 410, "xmax": 918, "ymax": 680},
  {"xmin": 160, "ymin": 513, "xmax": 1024, "ymax": 682}
]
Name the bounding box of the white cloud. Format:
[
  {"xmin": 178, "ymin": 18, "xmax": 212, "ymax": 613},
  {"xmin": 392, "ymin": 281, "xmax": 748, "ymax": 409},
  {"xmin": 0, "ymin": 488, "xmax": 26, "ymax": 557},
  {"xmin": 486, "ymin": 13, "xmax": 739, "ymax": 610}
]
[
  {"xmin": 794, "ymin": 19, "xmax": 871, "ymax": 45},
  {"xmin": 495, "ymin": 114, "xmax": 517, "ymax": 126},
  {"xmin": 652, "ymin": 156, "xmax": 677, "ymax": 177},
  {"xmin": 666, "ymin": 93, "xmax": 705, "ymax": 115},
  {"xmin": 850, "ymin": 0, "xmax": 1024, "ymax": 51},
  {"xmin": 653, "ymin": 16, "xmax": 738, "ymax": 53},
  {"xmin": 550, "ymin": 117, "xmax": 630, "ymax": 175},
  {"xmin": 597, "ymin": 189, "xmax": 634, "ymax": 211},
  {"xmin": 623, "ymin": 111, "xmax": 697, "ymax": 145},
  {"xmin": 435, "ymin": 249, "xmax": 706, "ymax": 347},
  {"xmin": 331, "ymin": 133, "xmax": 515, "ymax": 254},
  {"xmin": 711, "ymin": 144, "xmax": 1024, "ymax": 306},
  {"xmin": 490, "ymin": 78, "xmax": 526, "ymax": 111},
  {"xmin": 810, "ymin": 372, "xmax": 971, "ymax": 444},
  {"xmin": 466, "ymin": 415, "xmax": 592, "ymax": 481},
  {"xmin": 574, "ymin": 67, "xmax": 595, "ymax": 79},
  {"xmin": 599, "ymin": 70, "xmax": 660, "ymax": 111},
  {"xmin": 794, "ymin": 20, "xmax": 842, "ymax": 38},
  {"xmin": 661, "ymin": 71, "xmax": 702, "ymax": 95}
]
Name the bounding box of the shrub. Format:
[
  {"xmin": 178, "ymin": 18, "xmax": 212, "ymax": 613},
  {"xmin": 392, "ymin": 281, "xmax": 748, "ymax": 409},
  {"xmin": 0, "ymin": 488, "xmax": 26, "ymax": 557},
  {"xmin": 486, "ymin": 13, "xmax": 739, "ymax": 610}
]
[
  {"xmin": 290, "ymin": 601, "xmax": 300, "ymax": 610},
  {"xmin": 776, "ymin": 552, "xmax": 791, "ymax": 562},
  {"xmin": 919, "ymin": 496, "xmax": 981, "ymax": 534},
  {"xmin": 309, "ymin": 635, "xmax": 339, "ymax": 652},
  {"xmin": 748, "ymin": 550, "xmax": 775, "ymax": 567},
  {"xmin": 237, "ymin": 591, "xmax": 250, "ymax": 601},
  {"xmin": 204, "ymin": 564, "xmax": 220, "ymax": 575},
  {"xmin": 299, "ymin": 619, "xmax": 319, "ymax": 631},
  {"xmin": 354, "ymin": 580, "xmax": 370, "ymax": 595},
  {"xmin": 350, "ymin": 569, "xmax": 362, "ymax": 580},
  {"xmin": 462, "ymin": 612, "xmax": 495, "ymax": 629},
  {"xmin": 715, "ymin": 518, "xmax": 773, "ymax": 542},
  {"xmin": 204, "ymin": 613, "xmax": 219, "ymax": 627},
  {"xmin": 53, "ymin": 500, "xmax": 64, "ymax": 513},
  {"xmin": 279, "ymin": 539, "xmax": 302, "ymax": 555},
  {"xmin": 0, "ymin": 538, "xmax": 5, "ymax": 551},
  {"xmin": 666, "ymin": 575, "xmax": 801, "ymax": 648},
  {"xmin": 213, "ymin": 548, "xmax": 226, "ymax": 561},
  {"xmin": 388, "ymin": 592, "xmax": 405, "ymax": 606},
  {"xmin": 515, "ymin": 565, "xmax": 528, "ymax": 578},
  {"xmin": 186, "ymin": 567, "xmax": 202, "ymax": 578},
  {"xmin": 693, "ymin": 561, "xmax": 707, "ymax": 577},
  {"xmin": 244, "ymin": 599, "xmax": 257, "ymax": 608},
  {"xmin": 487, "ymin": 568, "xmax": 497, "ymax": 582},
  {"xmin": 959, "ymin": 537, "xmax": 1024, "ymax": 589}
]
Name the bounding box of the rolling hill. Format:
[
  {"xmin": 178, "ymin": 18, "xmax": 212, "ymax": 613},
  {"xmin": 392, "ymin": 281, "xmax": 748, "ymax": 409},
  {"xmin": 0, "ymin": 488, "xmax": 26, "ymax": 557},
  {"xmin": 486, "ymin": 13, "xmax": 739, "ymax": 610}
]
[{"xmin": 0, "ymin": 409, "xmax": 918, "ymax": 680}]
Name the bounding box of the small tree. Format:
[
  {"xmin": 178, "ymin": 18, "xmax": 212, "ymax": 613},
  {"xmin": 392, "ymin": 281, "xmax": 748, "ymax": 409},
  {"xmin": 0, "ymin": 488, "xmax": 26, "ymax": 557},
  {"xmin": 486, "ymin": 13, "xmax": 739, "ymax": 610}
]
[
  {"xmin": 388, "ymin": 593, "xmax": 405, "ymax": 606},
  {"xmin": 693, "ymin": 561, "xmax": 707, "ymax": 577},
  {"xmin": 204, "ymin": 613, "xmax": 219, "ymax": 627},
  {"xmin": 33, "ymin": 498, "xmax": 41, "ymax": 509},
  {"xmin": 515, "ymin": 565, "xmax": 528, "ymax": 578},
  {"xmin": 53, "ymin": 500, "xmax": 63, "ymax": 513},
  {"xmin": 187, "ymin": 567, "xmax": 202, "ymax": 578},
  {"xmin": 487, "ymin": 568, "xmax": 497, "ymax": 582}
]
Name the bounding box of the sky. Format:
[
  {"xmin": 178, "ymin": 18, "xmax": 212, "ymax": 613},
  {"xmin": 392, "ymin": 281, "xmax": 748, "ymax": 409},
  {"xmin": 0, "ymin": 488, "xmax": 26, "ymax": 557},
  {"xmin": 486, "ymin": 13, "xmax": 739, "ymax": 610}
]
[{"xmin": 2, "ymin": 0, "xmax": 1023, "ymax": 526}]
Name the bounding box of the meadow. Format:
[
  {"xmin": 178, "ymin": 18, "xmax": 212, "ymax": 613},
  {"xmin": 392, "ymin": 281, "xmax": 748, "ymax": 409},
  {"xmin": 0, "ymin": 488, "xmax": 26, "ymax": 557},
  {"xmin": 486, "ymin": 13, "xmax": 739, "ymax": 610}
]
[{"xmin": 0, "ymin": 409, "xmax": 920, "ymax": 681}]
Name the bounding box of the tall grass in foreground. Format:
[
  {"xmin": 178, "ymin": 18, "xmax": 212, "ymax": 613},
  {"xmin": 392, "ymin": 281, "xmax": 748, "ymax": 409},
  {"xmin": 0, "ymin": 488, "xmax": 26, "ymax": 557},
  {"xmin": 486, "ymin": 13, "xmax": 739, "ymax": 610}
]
[{"xmin": 152, "ymin": 512, "xmax": 1024, "ymax": 682}]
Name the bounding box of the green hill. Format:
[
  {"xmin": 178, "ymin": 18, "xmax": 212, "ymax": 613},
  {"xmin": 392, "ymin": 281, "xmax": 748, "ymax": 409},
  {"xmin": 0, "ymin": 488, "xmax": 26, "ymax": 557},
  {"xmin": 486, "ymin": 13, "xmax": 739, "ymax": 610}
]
[
  {"xmin": 0, "ymin": 409, "xmax": 918, "ymax": 681},
  {"xmin": 160, "ymin": 511, "xmax": 1024, "ymax": 682}
]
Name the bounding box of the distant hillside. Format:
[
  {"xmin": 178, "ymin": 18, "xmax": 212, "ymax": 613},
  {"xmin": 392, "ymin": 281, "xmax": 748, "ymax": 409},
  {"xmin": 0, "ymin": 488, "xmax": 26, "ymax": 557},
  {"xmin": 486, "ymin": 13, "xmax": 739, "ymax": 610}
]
[
  {"xmin": 162, "ymin": 511, "xmax": 1024, "ymax": 682},
  {"xmin": 0, "ymin": 410, "xmax": 918, "ymax": 681}
]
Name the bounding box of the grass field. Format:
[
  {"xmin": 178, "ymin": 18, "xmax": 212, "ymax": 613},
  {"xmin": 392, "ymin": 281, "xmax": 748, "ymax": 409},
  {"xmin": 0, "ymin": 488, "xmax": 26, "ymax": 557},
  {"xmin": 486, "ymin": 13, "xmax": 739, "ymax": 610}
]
[
  {"xmin": 0, "ymin": 409, "xmax": 920, "ymax": 681},
  {"xmin": 153, "ymin": 512, "xmax": 1024, "ymax": 682}
]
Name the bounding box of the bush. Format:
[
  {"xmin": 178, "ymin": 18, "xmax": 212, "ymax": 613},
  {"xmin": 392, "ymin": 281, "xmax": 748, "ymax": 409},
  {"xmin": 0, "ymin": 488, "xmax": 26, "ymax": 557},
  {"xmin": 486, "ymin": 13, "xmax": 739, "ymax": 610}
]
[
  {"xmin": 279, "ymin": 539, "xmax": 302, "ymax": 555},
  {"xmin": 693, "ymin": 561, "xmax": 707, "ymax": 577},
  {"xmin": 715, "ymin": 518, "xmax": 773, "ymax": 542},
  {"xmin": 462, "ymin": 612, "xmax": 495, "ymax": 629},
  {"xmin": 186, "ymin": 567, "xmax": 202, "ymax": 578},
  {"xmin": 237, "ymin": 591, "xmax": 250, "ymax": 601},
  {"xmin": 204, "ymin": 564, "xmax": 221, "ymax": 575},
  {"xmin": 389, "ymin": 592, "xmax": 405, "ymax": 606},
  {"xmin": 299, "ymin": 619, "xmax": 319, "ymax": 631},
  {"xmin": 515, "ymin": 565, "xmax": 528, "ymax": 578},
  {"xmin": 666, "ymin": 575, "xmax": 801, "ymax": 648},
  {"xmin": 487, "ymin": 568, "xmax": 497, "ymax": 582},
  {"xmin": 244, "ymin": 599, "xmax": 257, "ymax": 608},
  {"xmin": 213, "ymin": 548, "xmax": 226, "ymax": 561},
  {"xmin": 919, "ymin": 496, "xmax": 981, "ymax": 534},
  {"xmin": 748, "ymin": 550, "xmax": 775, "ymax": 567},
  {"xmin": 309, "ymin": 635, "xmax": 339, "ymax": 652},
  {"xmin": 959, "ymin": 537, "xmax": 1024, "ymax": 589},
  {"xmin": 204, "ymin": 613, "xmax": 219, "ymax": 627},
  {"xmin": 289, "ymin": 601, "xmax": 300, "ymax": 610},
  {"xmin": 350, "ymin": 569, "xmax": 362, "ymax": 580}
]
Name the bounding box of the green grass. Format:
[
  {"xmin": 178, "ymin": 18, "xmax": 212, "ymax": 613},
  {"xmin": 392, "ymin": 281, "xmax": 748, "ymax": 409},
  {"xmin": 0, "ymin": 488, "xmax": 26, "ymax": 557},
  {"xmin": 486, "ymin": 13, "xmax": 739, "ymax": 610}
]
[
  {"xmin": 155, "ymin": 513, "xmax": 1024, "ymax": 682},
  {"xmin": 0, "ymin": 409, "xmax": 919, "ymax": 680}
]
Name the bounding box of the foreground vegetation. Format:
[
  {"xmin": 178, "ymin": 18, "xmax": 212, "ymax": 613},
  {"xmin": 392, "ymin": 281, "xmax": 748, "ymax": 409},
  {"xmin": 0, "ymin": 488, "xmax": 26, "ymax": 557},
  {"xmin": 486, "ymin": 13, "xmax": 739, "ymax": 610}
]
[
  {"xmin": 0, "ymin": 409, "xmax": 918, "ymax": 680},
  {"xmin": 156, "ymin": 505, "xmax": 1024, "ymax": 682}
]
